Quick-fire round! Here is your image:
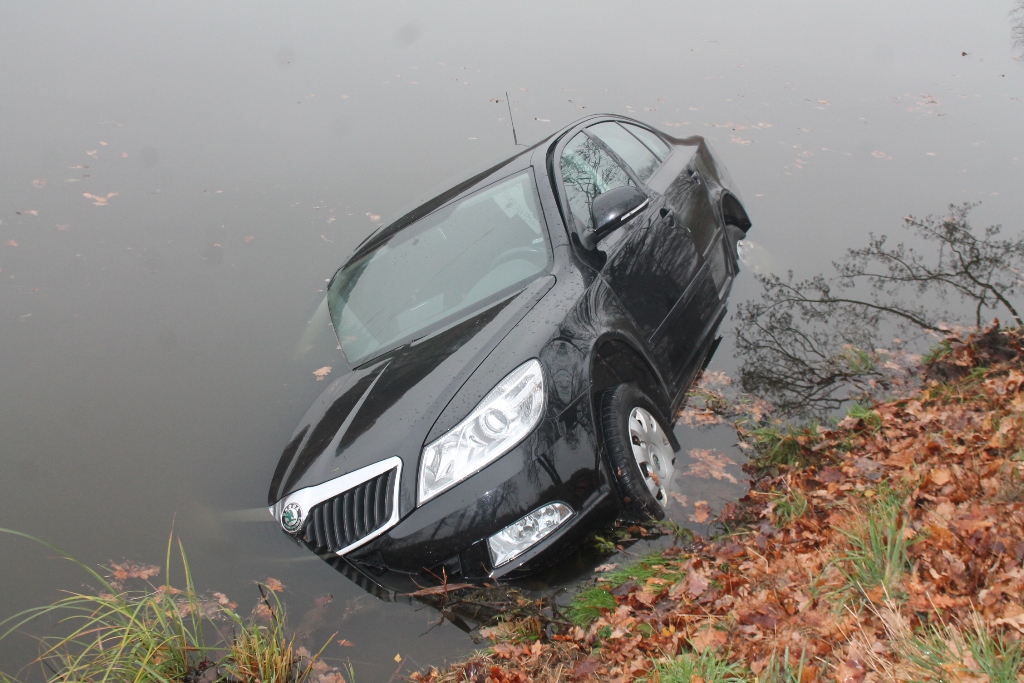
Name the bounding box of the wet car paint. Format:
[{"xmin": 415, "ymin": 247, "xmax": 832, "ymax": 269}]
[{"xmin": 268, "ymin": 114, "xmax": 751, "ymax": 590}]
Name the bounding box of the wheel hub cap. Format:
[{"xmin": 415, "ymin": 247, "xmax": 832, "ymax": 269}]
[{"xmin": 627, "ymin": 407, "xmax": 674, "ymax": 504}]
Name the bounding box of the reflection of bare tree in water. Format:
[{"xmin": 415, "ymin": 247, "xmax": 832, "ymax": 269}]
[
  {"xmin": 734, "ymin": 204, "xmax": 1024, "ymax": 417},
  {"xmin": 1013, "ymin": 1, "xmax": 1024, "ymax": 58}
]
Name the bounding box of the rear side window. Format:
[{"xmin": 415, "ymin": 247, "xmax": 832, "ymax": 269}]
[
  {"xmin": 622, "ymin": 123, "xmax": 671, "ymax": 161},
  {"xmin": 587, "ymin": 122, "xmax": 659, "ymax": 182},
  {"xmin": 560, "ymin": 132, "xmax": 634, "ymax": 232}
]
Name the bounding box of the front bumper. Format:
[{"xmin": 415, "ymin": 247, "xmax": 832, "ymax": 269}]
[{"xmin": 274, "ymin": 394, "xmax": 618, "ymax": 590}]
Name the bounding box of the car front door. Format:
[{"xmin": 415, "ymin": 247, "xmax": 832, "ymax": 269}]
[
  {"xmin": 558, "ymin": 127, "xmax": 703, "ymax": 390},
  {"xmin": 585, "ymin": 121, "xmax": 724, "ymax": 394}
]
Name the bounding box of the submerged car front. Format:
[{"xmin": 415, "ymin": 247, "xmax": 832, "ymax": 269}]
[{"xmin": 268, "ymin": 161, "xmax": 612, "ymax": 590}]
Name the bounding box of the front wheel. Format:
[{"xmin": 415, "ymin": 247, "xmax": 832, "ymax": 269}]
[{"xmin": 599, "ymin": 383, "xmax": 676, "ymax": 519}]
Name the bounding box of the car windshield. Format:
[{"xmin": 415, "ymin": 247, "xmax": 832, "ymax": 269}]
[{"xmin": 327, "ymin": 171, "xmax": 550, "ymax": 365}]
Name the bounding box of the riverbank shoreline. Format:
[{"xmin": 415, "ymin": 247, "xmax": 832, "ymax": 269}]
[{"xmin": 414, "ymin": 325, "xmax": 1024, "ymax": 683}]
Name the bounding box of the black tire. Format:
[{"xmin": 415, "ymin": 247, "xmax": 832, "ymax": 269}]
[{"xmin": 599, "ymin": 383, "xmax": 676, "ymax": 520}]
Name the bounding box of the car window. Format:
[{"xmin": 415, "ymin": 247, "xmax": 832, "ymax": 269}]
[
  {"xmin": 622, "ymin": 123, "xmax": 671, "ymax": 161},
  {"xmin": 327, "ymin": 171, "xmax": 550, "ymax": 365},
  {"xmin": 560, "ymin": 132, "xmax": 635, "ymax": 233},
  {"xmin": 587, "ymin": 122, "xmax": 660, "ymax": 182}
]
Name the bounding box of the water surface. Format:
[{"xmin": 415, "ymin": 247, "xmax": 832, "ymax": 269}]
[{"xmin": 2, "ymin": 1, "xmax": 1022, "ymax": 679}]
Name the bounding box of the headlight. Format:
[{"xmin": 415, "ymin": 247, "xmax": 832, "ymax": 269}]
[{"xmin": 418, "ymin": 358, "xmax": 545, "ymax": 504}]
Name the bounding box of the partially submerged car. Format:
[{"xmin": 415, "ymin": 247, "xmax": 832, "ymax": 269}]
[{"xmin": 269, "ymin": 114, "xmax": 751, "ymax": 591}]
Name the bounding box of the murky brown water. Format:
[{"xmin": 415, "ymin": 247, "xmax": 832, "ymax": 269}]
[{"xmin": 2, "ymin": 1, "xmax": 1022, "ymax": 679}]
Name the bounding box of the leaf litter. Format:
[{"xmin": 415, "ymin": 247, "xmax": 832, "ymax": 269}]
[
  {"xmin": 412, "ymin": 323, "xmax": 1024, "ymax": 683},
  {"xmin": 684, "ymin": 448, "xmax": 739, "ymax": 484}
]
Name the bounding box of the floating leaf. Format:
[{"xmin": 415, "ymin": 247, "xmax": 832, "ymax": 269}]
[
  {"xmin": 690, "ymin": 500, "xmax": 711, "ymax": 523},
  {"xmin": 82, "ymin": 192, "xmax": 119, "ymax": 206}
]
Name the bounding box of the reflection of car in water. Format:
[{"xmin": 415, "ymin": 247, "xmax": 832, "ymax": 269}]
[{"xmin": 268, "ymin": 114, "xmax": 752, "ymax": 593}]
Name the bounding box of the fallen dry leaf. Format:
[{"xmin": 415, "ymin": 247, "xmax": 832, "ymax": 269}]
[
  {"xmin": 689, "ymin": 627, "xmax": 727, "ymax": 652},
  {"xmin": 685, "ymin": 571, "xmax": 709, "ymax": 599},
  {"xmin": 313, "ymin": 366, "xmax": 332, "ymax": 381},
  {"xmin": 670, "ymin": 492, "xmax": 689, "ymax": 507},
  {"xmin": 835, "ymin": 656, "xmax": 866, "ymax": 683},
  {"xmin": 994, "ymin": 612, "xmax": 1024, "ymax": 633},
  {"xmin": 212, "ymin": 592, "xmax": 237, "ymax": 608},
  {"xmin": 263, "ymin": 577, "xmax": 285, "ymax": 592},
  {"xmin": 930, "ymin": 466, "xmax": 952, "ymax": 486},
  {"xmin": 690, "ymin": 500, "xmax": 711, "ymax": 523},
  {"xmin": 109, "ymin": 561, "xmax": 161, "ymax": 583}
]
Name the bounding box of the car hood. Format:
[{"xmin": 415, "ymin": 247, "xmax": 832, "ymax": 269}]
[{"xmin": 268, "ymin": 275, "xmax": 555, "ymax": 505}]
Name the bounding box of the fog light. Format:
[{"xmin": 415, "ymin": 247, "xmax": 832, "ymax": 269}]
[{"xmin": 488, "ymin": 502, "xmax": 573, "ymax": 567}]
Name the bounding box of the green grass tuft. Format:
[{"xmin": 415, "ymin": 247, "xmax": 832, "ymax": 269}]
[
  {"xmin": 757, "ymin": 647, "xmax": 811, "ymax": 683},
  {"xmin": 836, "ymin": 484, "xmax": 912, "ymax": 600},
  {"xmin": 840, "ymin": 346, "xmax": 877, "ymax": 375},
  {"xmin": 650, "ymin": 649, "xmax": 745, "ymax": 683},
  {"xmin": 921, "ymin": 338, "xmax": 953, "ymax": 365},
  {"xmin": 599, "ymin": 551, "xmax": 666, "ymax": 586},
  {"xmin": 966, "ymin": 621, "xmax": 1024, "ymax": 683},
  {"xmin": 773, "ymin": 489, "xmax": 809, "ymax": 527},
  {"xmin": 0, "ymin": 529, "xmax": 335, "ymax": 683},
  {"xmin": 871, "ymin": 605, "xmax": 1024, "ymax": 683},
  {"xmin": 566, "ymin": 587, "xmax": 616, "ymax": 628},
  {"xmin": 746, "ymin": 422, "xmax": 822, "ymax": 474},
  {"xmin": 846, "ymin": 403, "xmax": 882, "ymax": 432}
]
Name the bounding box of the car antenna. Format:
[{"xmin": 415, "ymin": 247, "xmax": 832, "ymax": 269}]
[{"xmin": 505, "ymin": 91, "xmax": 521, "ymax": 147}]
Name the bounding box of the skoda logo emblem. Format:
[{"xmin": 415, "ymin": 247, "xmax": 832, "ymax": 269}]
[{"xmin": 281, "ymin": 503, "xmax": 303, "ymax": 533}]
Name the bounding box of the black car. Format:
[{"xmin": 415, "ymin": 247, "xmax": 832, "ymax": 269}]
[{"xmin": 268, "ymin": 114, "xmax": 751, "ymax": 592}]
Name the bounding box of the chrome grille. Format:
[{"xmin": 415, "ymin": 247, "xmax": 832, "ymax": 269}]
[{"xmin": 301, "ymin": 467, "xmax": 397, "ymax": 554}]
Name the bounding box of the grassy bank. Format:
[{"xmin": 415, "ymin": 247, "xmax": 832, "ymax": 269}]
[
  {"xmin": 415, "ymin": 325, "xmax": 1024, "ymax": 683},
  {"xmin": 0, "ymin": 535, "xmax": 345, "ymax": 683}
]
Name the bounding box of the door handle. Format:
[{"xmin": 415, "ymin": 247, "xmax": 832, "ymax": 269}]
[{"xmin": 660, "ymin": 207, "xmax": 675, "ymax": 226}]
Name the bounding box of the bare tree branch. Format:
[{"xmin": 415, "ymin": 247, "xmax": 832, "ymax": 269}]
[{"xmin": 734, "ymin": 203, "xmax": 1023, "ymax": 417}]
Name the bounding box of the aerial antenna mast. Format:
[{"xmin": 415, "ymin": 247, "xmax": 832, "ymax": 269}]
[{"xmin": 505, "ymin": 91, "xmax": 520, "ymax": 146}]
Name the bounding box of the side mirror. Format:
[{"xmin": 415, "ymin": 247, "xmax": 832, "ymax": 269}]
[
  {"xmin": 725, "ymin": 224, "xmax": 746, "ymax": 258},
  {"xmin": 582, "ymin": 186, "xmax": 649, "ymax": 249}
]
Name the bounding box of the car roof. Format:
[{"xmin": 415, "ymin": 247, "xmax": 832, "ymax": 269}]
[{"xmin": 345, "ymin": 114, "xmax": 671, "ymax": 265}]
